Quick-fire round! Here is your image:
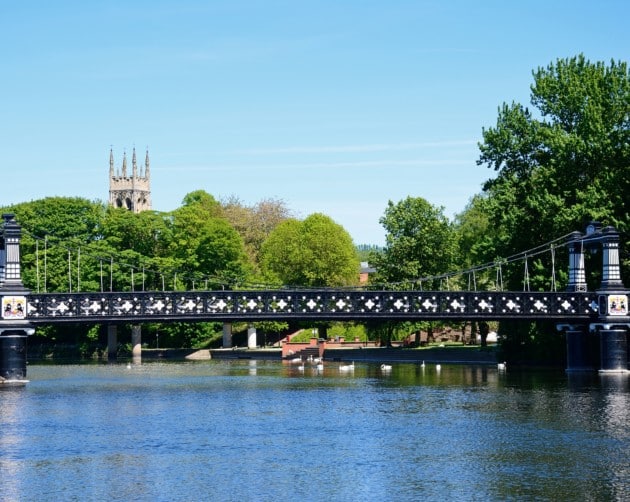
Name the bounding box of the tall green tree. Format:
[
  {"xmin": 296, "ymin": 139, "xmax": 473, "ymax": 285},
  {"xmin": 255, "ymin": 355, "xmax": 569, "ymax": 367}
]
[
  {"xmin": 261, "ymin": 213, "xmax": 359, "ymax": 287},
  {"xmin": 2, "ymin": 197, "xmax": 107, "ymax": 292},
  {"xmin": 477, "ymin": 55, "xmax": 629, "ymax": 289},
  {"xmin": 371, "ymin": 196, "xmax": 457, "ymax": 287},
  {"xmin": 220, "ymin": 196, "xmax": 292, "ymax": 270},
  {"xmin": 168, "ymin": 192, "xmax": 250, "ymax": 288},
  {"xmin": 473, "ymin": 55, "xmax": 630, "ymax": 365}
]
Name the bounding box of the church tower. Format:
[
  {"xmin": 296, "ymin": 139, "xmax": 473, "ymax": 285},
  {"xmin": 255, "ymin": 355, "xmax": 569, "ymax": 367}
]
[{"xmin": 108, "ymin": 147, "xmax": 152, "ymax": 213}]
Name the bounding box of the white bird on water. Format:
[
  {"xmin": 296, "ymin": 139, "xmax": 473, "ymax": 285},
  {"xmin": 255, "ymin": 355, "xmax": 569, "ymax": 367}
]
[
  {"xmin": 497, "ymin": 361, "xmax": 507, "ymax": 371},
  {"xmin": 339, "ymin": 362, "xmax": 354, "ymax": 372},
  {"xmin": 421, "ymin": 361, "xmax": 425, "ymax": 368},
  {"xmin": 435, "ymin": 364, "xmax": 441, "ymax": 371},
  {"xmin": 381, "ymin": 364, "xmax": 392, "ymax": 371}
]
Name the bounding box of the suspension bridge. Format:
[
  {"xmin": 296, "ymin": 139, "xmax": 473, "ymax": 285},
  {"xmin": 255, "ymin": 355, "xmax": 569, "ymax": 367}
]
[{"xmin": 0, "ymin": 213, "xmax": 628, "ymax": 384}]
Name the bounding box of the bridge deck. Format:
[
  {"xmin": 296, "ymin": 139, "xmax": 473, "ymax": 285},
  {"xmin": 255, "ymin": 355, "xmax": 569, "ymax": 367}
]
[{"xmin": 24, "ymin": 290, "xmax": 597, "ymax": 324}]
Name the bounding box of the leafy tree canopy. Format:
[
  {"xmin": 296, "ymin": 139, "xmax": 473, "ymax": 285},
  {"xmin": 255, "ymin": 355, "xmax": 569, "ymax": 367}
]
[
  {"xmin": 372, "ymin": 196, "xmax": 457, "ymax": 286},
  {"xmin": 476, "ymin": 55, "xmax": 629, "ymax": 287},
  {"xmin": 261, "ymin": 213, "xmax": 359, "ymax": 287}
]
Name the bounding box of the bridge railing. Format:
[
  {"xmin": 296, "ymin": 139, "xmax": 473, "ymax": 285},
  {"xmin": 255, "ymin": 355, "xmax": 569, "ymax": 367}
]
[{"xmin": 25, "ymin": 289, "xmax": 597, "ymax": 324}]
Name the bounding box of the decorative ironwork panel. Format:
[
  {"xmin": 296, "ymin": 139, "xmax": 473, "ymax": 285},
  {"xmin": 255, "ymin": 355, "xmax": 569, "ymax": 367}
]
[
  {"xmin": 297, "ymin": 294, "xmax": 325, "ymax": 313},
  {"xmin": 142, "ymin": 295, "xmax": 173, "ymax": 316},
  {"xmin": 415, "ymin": 294, "xmax": 439, "ymax": 313},
  {"xmin": 497, "ymin": 294, "xmax": 523, "ymax": 314},
  {"xmin": 551, "ymin": 293, "xmax": 591, "ymax": 315},
  {"xmin": 443, "ymin": 294, "xmax": 467, "ymax": 314},
  {"xmin": 268, "ymin": 294, "xmax": 293, "ymax": 313},
  {"xmin": 470, "ymin": 294, "xmax": 496, "ymax": 314},
  {"xmin": 326, "ymin": 293, "xmax": 354, "ymax": 313},
  {"xmin": 79, "ymin": 296, "xmax": 110, "ymax": 317},
  {"xmin": 381, "ymin": 293, "xmax": 412, "ymax": 313},
  {"xmin": 25, "ymin": 290, "xmax": 595, "ymax": 323},
  {"xmin": 111, "ymin": 296, "xmax": 142, "ymax": 316},
  {"xmin": 174, "ymin": 295, "xmax": 204, "ymax": 315},
  {"xmin": 37, "ymin": 296, "xmax": 78, "ymax": 318},
  {"xmin": 236, "ymin": 294, "xmax": 265, "ymax": 314},
  {"xmin": 356, "ymin": 293, "xmax": 383, "ymax": 313},
  {"xmin": 206, "ymin": 294, "xmax": 234, "ymax": 314}
]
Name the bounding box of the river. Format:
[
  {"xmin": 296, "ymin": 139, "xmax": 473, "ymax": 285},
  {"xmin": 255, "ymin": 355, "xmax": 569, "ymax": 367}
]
[{"xmin": 1, "ymin": 360, "xmax": 629, "ymax": 501}]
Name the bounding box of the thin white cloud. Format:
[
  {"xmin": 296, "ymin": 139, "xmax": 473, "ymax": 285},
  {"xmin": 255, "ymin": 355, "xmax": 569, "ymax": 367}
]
[
  {"xmin": 155, "ymin": 158, "xmax": 472, "ymax": 172},
  {"xmin": 236, "ymin": 140, "xmax": 477, "ymax": 155}
]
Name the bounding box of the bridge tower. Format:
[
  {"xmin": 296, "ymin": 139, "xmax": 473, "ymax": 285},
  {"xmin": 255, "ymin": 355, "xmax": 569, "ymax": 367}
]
[
  {"xmin": 109, "ymin": 147, "xmax": 152, "ymax": 213},
  {"xmin": 561, "ymin": 223, "xmax": 630, "ymax": 373},
  {"xmin": 0, "ymin": 214, "xmax": 34, "ymax": 385}
]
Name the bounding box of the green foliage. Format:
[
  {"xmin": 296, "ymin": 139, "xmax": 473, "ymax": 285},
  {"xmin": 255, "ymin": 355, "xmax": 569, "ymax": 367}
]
[
  {"xmin": 356, "ymin": 244, "xmax": 382, "ymax": 262},
  {"xmin": 372, "ymin": 196, "xmax": 457, "ymax": 287},
  {"xmin": 470, "ymin": 55, "xmax": 630, "ymax": 364},
  {"xmin": 149, "ymin": 322, "xmax": 222, "ymax": 349},
  {"xmin": 168, "ymin": 195, "xmax": 251, "ymax": 287},
  {"xmin": 261, "ymin": 213, "xmax": 359, "ymax": 287},
  {"xmin": 221, "ymin": 196, "xmax": 292, "ymax": 271},
  {"xmin": 476, "ymin": 55, "xmax": 629, "ymax": 289}
]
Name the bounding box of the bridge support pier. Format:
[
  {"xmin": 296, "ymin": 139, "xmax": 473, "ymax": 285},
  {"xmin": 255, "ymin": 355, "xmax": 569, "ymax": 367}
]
[
  {"xmin": 131, "ymin": 325, "xmax": 142, "ymax": 363},
  {"xmin": 222, "ymin": 323, "xmax": 232, "ymax": 348},
  {"xmin": 0, "ymin": 328, "xmax": 33, "ymax": 385},
  {"xmin": 107, "ymin": 325, "xmax": 117, "ymax": 361},
  {"xmin": 247, "ymin": 324, "xmax": 257, "ymax": 349},
  {"xmin": 564, "ymin": 325, "xmax": 598, "ymax": 372},
  {"xmin": 598, "ymin": 328, "xmax": 628, "ymax": 373}
]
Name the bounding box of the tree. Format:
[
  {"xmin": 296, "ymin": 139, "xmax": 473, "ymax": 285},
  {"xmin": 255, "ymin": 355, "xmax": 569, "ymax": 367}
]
[
  {"xmin": 261, "ymin": 213, "xmax": 359, "ymax": 287},
  {"xmin": 473, "ymin": 55, "xmax": 630, "ymax": 365},
  {"xmin": 220, "ymin": 196, "xmax": 292, "ymax": 269},
  {"xmin": 477, "ymin": 55, "xmax": 629, "ymax": 289},
  {"xmin": 168, "ymin": 194, "xmax": 250, "ymax": 288},
  {"xmin": 371, "ymin": 197, "xmax": 457, "ymax": 287}
]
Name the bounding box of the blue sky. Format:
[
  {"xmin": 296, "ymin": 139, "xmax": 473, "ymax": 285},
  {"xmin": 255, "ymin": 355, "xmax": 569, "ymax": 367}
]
[{"xmin": 2, "ymin": 1, "xmax": 628, "ymax": 245}]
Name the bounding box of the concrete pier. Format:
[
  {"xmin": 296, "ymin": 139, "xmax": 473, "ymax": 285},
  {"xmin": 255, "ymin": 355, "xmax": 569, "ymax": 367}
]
[
  {"xmin": 222, "ymin": 323, "xmax": 232, "ymax": 348},
  {"xmin": 107, "ymin": 325, "xmax": 117, "ymax": 361},
  {"xmin": 599, "ymin": 329, "xmax": 629, "ymax": 373},
  {"xmin": 565, "ymin": 325, "xmax": 597, "ymax": 372},
  {"xmin": 131, "ymin": 325, "xmax": 142, "ymax": 363},
  {"xmin": 247, "ymin": 325, "xmax": 257, "ymax": 348},
  {"xmin": 0, "ymin": 332, "xmax": 29, "ymax": 384}
]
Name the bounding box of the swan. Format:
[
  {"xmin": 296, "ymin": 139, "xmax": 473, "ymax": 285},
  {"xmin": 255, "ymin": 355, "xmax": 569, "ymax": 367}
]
[
  {"xmin": 381, "ymin": 364, "xmax": 392, "ymax": 371},
  {"xmin": 339, "ymin": 362, "xmax": 354, "ymax": 371},
  {"xmin": 290, "ymin": 357, "xmax": 302, "ymax": 364},
  {"xmin": 435, "ymin": 364, "xmax": 441, "ymax": 371},
  {"xmin": 497, "ymin": 361, "xmax": 507, "ymax": 371},
  {"xmin": 421, "ymin": 360, "xmax": 425, "ymax": 368},
  {"xmin": 316, "ymin": 362, "xmax": 324, "ymax": 371}
]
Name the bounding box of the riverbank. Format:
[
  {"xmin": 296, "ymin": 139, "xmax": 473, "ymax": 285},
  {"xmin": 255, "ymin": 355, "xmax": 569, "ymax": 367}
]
[
  {"xmin": 26, "ymin": 344, "xmax": 498, "ymax": 365},
  {"xmin": 209, "ymin": 345, "xmax": 498, "ymax": 364}
]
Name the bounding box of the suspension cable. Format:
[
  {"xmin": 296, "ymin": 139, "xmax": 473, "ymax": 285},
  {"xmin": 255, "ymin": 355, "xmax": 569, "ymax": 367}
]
[
  {"xmin": 44, "ymin": 235, "xmax": 47, "ymax": 293},
  {"xmin": 523, "ymin": 254, "xmax": 530, "ymax": 292},
  {"xmin": 77, "ymin": 247, "xmax": 81, "ymax": 292},
  {"xmin": 67, "ymin": 250, "xmax": 72, "ymax": 293},
  {"xmin": 36, "ymin": 240, "xmax": 40, "ymax": 293},
  {"xmin": 550, "ymin": 245, "xmax": 557, "ymax": 292}
]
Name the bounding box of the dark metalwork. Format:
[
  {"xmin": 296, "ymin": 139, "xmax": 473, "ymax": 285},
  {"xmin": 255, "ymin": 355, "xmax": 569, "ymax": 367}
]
[{"xmin": 25, "ymin": 289, "xmax": 597, "ymax": 324}]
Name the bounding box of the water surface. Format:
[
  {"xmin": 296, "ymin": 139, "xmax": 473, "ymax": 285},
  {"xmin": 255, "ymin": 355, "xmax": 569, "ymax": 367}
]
[{"xmin": 1, "ymin": 361, "xmax": 628, "ymax": 501}]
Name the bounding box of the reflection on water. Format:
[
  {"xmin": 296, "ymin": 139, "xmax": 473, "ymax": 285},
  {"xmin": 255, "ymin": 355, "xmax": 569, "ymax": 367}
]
[{"xmin": 1, "ymin": 361, "xmax": 629, "ymax": 501}]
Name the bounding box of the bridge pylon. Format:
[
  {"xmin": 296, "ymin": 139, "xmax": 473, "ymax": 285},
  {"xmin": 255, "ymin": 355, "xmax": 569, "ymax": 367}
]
[
  {"xmin": 0, "ymin": 214, "xmax": 34, "ymax": 385},
  {"xmin": 560, "ymin": 223, "xmax": 630, "ymax": 373}
]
